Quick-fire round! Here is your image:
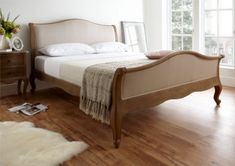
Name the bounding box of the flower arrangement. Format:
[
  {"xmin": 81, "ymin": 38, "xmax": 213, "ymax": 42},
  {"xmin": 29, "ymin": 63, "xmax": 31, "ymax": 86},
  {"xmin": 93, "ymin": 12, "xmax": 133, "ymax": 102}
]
[{"xmin": 0, "ymin": 9, "xmax": 20, "ymax": 39}]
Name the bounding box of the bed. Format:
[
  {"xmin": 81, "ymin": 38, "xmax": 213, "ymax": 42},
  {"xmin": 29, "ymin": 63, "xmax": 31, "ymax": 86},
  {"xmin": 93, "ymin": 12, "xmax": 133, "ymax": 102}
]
[{"xmin": 29, "ymin": 19, "xmax": 223, "ymax": 148}]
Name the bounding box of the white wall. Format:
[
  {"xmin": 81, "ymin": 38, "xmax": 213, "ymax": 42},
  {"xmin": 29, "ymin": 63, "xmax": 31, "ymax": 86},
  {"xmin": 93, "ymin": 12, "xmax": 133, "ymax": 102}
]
[
  {"xmin": 1, "ymin": 0, "xmax": 143, "ymax": 49},
  {"xmin": 143, "ymin": 0, "xmax": 163, "ymax": 51},
  {"xmin": 143, "ymin": 0, "xmax": 235, "ymax": 87},
  {"xmin": 0, "ymin": 0, "xmax": 143, "ymax": 96}
]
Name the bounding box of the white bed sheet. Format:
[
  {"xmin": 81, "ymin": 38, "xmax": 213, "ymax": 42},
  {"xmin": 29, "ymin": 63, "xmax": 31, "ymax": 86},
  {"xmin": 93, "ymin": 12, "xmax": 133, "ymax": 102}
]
[{"xmin": 35, "ymin": 52, "xmax": 148, "ymax": 86}]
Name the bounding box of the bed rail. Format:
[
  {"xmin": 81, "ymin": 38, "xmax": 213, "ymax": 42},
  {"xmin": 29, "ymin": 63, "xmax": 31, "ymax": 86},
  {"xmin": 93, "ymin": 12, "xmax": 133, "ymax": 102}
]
[{"xmin": 110, "ymin": 51, "xmax": 223, "ymax": 148}]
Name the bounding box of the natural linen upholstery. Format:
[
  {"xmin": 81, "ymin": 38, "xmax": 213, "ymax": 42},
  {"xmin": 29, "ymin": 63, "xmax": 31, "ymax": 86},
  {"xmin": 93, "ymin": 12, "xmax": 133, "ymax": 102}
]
[
  {"xmin": 30, "ymin": 19, "xmax": 117, "ymax": 52},
  {"xmin": 121, "ymin": 53, "xmax": 218, "ymax": 99}
]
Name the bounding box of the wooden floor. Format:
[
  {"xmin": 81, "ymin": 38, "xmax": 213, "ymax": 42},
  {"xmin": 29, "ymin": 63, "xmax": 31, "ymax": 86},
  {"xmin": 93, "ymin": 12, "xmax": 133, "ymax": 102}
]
[{"xmin": 0, "ymin": 87, "xmax": 235, "ymax": 166}]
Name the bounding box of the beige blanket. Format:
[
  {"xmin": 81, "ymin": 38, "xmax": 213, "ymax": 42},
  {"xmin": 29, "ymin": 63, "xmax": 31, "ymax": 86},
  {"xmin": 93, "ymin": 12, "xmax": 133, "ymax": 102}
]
[{"xmin": 80, "ymin": 59, "xmax": 152, "ymax": 124}]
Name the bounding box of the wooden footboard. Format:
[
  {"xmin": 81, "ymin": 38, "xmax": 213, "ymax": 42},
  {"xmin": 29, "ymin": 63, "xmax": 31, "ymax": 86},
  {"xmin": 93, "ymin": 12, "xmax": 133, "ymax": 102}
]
[{"xmin": 111, "ymin": 51, "xmax": 223, "ymax": 148}]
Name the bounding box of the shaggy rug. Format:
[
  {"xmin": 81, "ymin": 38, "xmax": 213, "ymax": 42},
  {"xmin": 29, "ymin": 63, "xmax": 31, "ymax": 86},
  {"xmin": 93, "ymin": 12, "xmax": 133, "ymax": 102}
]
[{"xmin": 0, "ymin": 121, "xmax": 88, "ymax": 166}]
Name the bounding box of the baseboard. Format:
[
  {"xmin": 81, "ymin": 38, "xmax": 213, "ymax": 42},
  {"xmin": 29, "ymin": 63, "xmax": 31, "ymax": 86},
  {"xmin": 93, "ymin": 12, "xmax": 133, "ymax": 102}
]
[
  {"xmin": 0, "ymin": 80, "xmax": 53, "ymax": 97},
  {"xmin": 221, "ymin": 76, "xmax": 235, "ymax": 88}
]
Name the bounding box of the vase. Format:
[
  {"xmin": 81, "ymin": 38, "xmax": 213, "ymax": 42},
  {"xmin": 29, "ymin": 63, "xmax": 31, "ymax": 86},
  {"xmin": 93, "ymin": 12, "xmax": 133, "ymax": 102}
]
[{"xmin": 0, "ymin": 36, "xmax": 11, "ymax": 50}]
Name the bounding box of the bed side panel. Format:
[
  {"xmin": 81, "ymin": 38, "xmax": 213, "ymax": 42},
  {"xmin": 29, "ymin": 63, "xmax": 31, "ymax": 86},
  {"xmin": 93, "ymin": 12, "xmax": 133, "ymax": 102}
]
[{"xmin": 121, "ymin": 54, "xmax": 218, "ymax": 100}]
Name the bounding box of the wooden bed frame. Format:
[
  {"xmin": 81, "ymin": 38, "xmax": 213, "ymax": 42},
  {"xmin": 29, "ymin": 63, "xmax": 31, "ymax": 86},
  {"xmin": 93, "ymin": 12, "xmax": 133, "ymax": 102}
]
[{"xmin": 29, "ymin": 19, "xmax": 223, "ymax": 148}]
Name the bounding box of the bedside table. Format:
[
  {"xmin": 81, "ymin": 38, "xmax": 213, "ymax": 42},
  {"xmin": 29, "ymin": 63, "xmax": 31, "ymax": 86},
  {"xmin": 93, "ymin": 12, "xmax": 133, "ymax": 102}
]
[{"xmin": 0, "ymin": 51, "xmax": 29, "ymax": 98}]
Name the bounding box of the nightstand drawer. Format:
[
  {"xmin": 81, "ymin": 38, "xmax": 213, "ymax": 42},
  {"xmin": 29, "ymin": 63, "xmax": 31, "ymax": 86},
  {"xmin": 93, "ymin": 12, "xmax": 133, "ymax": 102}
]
[
  {"xmin": 0, "ymin": 67, "xmax": 26, "ymax": 79},
  {"xmin": 0, "ymin": 54, "xmax": 25, "ymax": 67},
  {"xmin": 0, "ymin": 51, "xmax": 29, "ymax": 97}
]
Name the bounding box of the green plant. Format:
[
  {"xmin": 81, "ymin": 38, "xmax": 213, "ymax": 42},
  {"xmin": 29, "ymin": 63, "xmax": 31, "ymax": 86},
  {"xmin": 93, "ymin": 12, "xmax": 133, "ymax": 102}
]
[
  {"xmin": 0, "ymin": 9, "xmax": 20, "ymax": 38},
  {"xmin": 0, "ymin": 27, "xmax": 5, "ymax": 35}
]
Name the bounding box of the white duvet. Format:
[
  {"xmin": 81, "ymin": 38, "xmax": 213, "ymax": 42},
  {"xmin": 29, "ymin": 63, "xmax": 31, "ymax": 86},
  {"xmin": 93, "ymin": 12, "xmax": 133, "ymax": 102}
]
[{"xmin": 35, "ymin": 52, "xmax": 148, "ymax": 86}]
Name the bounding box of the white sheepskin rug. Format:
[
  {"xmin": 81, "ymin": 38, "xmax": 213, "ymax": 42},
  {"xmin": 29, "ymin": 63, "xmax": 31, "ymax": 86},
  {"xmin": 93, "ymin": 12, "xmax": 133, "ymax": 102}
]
[{"xmin": 0, "ymin": 121, "xmax": 88, "ymax": 166}]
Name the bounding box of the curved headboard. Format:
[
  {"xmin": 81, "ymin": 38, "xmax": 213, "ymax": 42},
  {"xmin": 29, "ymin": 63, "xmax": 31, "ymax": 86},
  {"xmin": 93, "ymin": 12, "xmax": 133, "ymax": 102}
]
[{"xmin": 29, "ymin": 19, "xmax": 118, "ymax": 54}]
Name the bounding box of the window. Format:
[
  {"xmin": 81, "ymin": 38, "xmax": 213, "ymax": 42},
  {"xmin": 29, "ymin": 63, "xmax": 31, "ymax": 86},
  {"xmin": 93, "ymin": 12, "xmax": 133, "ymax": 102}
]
[
  {"xmin": 168, "ymin": 0, "xmax": 235, "ymax": 67},
  {"xmin": 170, "ymin": 0, "xmax": 194, "ymax": 51},
  {"xmin": 204, "ymin": 0, "xmax": 234, "ymax": 66}
]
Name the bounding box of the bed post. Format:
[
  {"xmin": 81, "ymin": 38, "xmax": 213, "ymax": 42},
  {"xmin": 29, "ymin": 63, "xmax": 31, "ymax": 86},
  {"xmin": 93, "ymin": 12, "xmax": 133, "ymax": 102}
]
[
  {"xmin": 111, "ymin": 107, "xmax": 124, "ymax": 148},
  {"xmin": 111, "ymin": 68, "xmax": 126, "ymax": 148},
  {"xmin": 30, "ymin": 69, "xmax": 36, "ymax": 93},
  {"xmin": 214, "ymin": 85, "xmax": 222, "ymax": 106},
  {"xmin": 214, "ymin": 55, "xmax": 223, "ymax": 106},
  {"xmin": 29, "ymin": 23, "xmax": 36, "ymax": 93},
  {"xmin": 29, "ymin": 48, "xmax": 36, "ymax": 93}
]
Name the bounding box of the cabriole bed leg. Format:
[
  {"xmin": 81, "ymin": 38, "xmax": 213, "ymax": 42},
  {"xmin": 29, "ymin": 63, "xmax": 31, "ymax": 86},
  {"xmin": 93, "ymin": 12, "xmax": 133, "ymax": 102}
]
[
  {"xmin": 30, "ymin": 72, "xmax": 36, "ymax": 93},
  {"xmin": 111, "ymin": 109, "xmax": 123, "ymax": 148},
  {"xmin": 214, "ymin": 85, "xmax": 222, "ymax": 106}
]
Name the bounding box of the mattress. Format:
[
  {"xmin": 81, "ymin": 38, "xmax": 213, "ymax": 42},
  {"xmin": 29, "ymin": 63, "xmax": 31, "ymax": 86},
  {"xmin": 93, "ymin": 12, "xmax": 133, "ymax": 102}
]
[{"xmin": 35, "ymin": 52, "xmax": 148, "ymax": 86}]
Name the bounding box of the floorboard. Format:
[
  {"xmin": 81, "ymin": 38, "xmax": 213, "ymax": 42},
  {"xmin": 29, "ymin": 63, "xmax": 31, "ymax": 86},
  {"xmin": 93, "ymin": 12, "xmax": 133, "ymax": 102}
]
[{"xmin": 0, "ymin": 87, "xmax": 234, "ymax": 166}]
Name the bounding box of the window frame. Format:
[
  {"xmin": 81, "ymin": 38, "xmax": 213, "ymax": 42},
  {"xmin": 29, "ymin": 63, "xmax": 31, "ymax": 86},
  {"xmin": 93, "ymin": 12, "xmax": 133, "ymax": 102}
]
[
  {"xmin": 167, "ymin": 0, "xmax": 235, "ymax": 68},
  {"xmin": 201, "ymin": 0, "xmax": 235, "ymax": 67},
  {"xmin": 168, "ymin": 0, "xmax": 196, "ymax": 51}
]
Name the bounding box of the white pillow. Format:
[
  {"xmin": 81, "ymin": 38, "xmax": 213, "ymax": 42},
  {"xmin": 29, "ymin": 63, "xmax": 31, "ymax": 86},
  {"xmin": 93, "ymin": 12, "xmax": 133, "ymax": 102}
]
[
  {"xmin": 39, "ymin": 43, "xmax": 95, "ymax": 56},
  {"xmin": 92, "ymin": 42, "xmax": 129, "ymax": 53}
]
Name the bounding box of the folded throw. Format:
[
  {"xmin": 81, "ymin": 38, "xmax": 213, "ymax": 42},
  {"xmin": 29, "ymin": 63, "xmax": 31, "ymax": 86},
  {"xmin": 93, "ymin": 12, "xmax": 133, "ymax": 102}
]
[{"xmin": 80, "ymin": 59, "xmax": 152, "ymax": 124}]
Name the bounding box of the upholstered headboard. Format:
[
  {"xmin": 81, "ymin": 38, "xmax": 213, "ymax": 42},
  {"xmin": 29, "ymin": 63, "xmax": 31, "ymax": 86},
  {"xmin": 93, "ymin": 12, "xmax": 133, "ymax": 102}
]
[{"xmin": 29, "ymin": 19, "xmax": 118, "ymax": 54}]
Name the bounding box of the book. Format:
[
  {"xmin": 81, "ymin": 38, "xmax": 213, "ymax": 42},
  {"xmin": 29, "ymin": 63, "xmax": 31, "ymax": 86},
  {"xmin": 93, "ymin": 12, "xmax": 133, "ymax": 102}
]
[
  {"xmin": 8, "ymin": 103, "xmax": 48, "ymax": 116},
  {"xmin": 0, "ymin": 49, "xmax": 12, "ymax": 53}
]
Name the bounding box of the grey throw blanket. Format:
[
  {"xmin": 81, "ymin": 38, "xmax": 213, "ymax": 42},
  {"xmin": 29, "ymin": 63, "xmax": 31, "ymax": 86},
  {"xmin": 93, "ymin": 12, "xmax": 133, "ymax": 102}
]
[{"xmin": 80, "ymin": 59, "xmax": 152, "ymax": 124}]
